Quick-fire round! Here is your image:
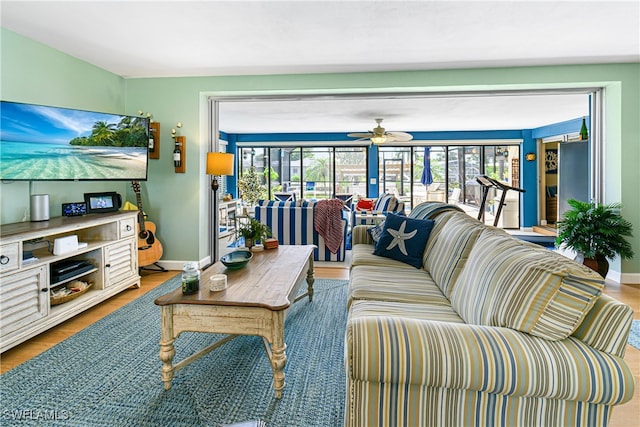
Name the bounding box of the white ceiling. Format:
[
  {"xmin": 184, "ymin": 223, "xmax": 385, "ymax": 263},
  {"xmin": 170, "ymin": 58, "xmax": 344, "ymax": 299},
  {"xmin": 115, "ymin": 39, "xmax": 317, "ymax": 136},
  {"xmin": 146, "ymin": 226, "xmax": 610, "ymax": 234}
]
[{"xmin": 2, "ymin": 1, "xmax": 638, "ymax": 134}]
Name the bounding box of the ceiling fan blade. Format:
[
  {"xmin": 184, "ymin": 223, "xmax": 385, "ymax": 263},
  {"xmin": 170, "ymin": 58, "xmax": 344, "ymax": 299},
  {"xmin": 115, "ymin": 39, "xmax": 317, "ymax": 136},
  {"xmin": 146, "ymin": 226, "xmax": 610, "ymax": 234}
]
[
  {"xmin": 347, "ymin": 132, "xmax": 373, "ymax": 138},
  {"xmin": 386, "ymin": 131, "xmax": 413, "ymax": 142}
]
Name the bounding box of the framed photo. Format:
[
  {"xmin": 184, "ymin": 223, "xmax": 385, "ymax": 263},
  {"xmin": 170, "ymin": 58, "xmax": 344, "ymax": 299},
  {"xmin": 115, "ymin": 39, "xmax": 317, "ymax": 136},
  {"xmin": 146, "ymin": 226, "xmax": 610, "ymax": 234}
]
[{"xmin": 83, "ymin": 192, "xmax": 122, "ymax": 213}]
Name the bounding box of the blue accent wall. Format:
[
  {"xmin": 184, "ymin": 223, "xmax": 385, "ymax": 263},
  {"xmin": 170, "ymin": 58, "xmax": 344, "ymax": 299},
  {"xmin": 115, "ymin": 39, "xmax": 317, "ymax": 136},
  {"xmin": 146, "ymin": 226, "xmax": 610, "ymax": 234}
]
[
  {"xmin": 520, "ymin": 129, "xmax": 537, "ymax": 226},
  {"xmin": 532, "ymin": 117, "xmax": 585, "ymax": 139}
]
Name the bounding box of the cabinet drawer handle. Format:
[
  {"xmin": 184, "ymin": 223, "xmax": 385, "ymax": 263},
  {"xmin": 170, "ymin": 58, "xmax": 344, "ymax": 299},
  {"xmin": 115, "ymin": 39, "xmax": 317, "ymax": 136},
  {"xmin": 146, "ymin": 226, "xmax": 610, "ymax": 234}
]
[
  {"xmin": 0, "ymin": 255, "xmax": 9, "ymax": 265},
  {"xmin": 126, "ymin": 224, "xmax": 132, "ymax": 231},
  {"xmin": 42, "ymin": 288, "xmax": 49, "ymax": 293}
]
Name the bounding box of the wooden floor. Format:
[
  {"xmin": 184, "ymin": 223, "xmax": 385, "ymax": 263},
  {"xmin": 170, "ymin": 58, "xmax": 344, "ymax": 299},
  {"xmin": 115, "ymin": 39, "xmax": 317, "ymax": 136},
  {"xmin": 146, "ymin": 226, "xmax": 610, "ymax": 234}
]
[{"xmin": 0, "ymin": 267, "xmax": 637, "ymax": 426}]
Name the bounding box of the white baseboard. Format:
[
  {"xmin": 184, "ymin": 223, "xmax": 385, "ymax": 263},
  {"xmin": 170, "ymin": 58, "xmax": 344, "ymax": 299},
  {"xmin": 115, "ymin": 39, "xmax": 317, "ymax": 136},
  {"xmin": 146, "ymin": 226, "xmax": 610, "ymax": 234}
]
[
  {"xmin": 608, "ymin": 270, "xmax": 640, "ymax": 285},
  {"xmin": 150, "ymin": 260, "xmax": 188, "ymax": 271}
]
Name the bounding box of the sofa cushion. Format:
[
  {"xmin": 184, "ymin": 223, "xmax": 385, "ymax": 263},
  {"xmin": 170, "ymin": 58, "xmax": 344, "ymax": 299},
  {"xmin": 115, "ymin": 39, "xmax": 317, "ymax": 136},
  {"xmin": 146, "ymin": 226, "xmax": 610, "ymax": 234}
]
[
  {"xmin": 254, "ymin": 204, "xmax": 346, "ymax": 261},
  {"xmin": 450, "ymin": 230, "xmax": 605, "ymax": 341},
  {"xmin": 367, "ymin": 220, "xmax": 385, "ymax": 243},
  {"xmin": 424, "ymin": 212, "xmax": 484, "ymax": 296},
  {"xmin": 571, "ymin": 294, "xmax": 635, "ymax": 357},
  {"xmin": 408, "ymin": 201, "xmax": 466, "ymax": 220},
  {"xmin": 349, "ymin": 264, "xmax": 449, "ymax": 305},
  {"xmin": 373, "ymin": 213, "xmax": 434, "ymax": 268},
  {"xmin": 373, "ymin": 193, "xmax": 399, "ymax": 212},
  {"xmin": 349, "ymin": 299, "xmax": 465, "ymax": 324},
  {"xmin": 351, "ymin": 244, "xmax": 416, "ymax": 269},
  {"xmin": 257, "ymin": 199, "xmax": 296, "ymax": 207}
]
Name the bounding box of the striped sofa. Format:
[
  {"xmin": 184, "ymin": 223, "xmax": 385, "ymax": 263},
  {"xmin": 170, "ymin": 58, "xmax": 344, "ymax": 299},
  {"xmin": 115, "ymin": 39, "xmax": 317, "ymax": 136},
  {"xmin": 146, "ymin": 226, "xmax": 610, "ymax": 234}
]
[
  {"xmin": 345, "ymin": 202, "xmax": 635, "ymax": 427},
  {"xmin": 254, "ymin": 200, "xmax": 347, "ymax": 261}
]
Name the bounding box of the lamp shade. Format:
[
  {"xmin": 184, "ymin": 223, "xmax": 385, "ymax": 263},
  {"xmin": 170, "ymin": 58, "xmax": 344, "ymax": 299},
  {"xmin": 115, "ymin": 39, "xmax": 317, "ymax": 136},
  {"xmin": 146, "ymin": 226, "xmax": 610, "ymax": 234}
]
[{"xmin": 206, "ymin": 152, "xmax": 234, "ymax": 176}]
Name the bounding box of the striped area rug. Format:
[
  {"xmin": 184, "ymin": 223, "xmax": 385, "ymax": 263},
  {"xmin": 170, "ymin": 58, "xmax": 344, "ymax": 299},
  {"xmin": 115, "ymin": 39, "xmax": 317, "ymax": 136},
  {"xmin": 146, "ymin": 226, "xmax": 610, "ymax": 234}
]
[{"xmin": 0, "ymin": 276, "xmax": 348, "ymax": 426}]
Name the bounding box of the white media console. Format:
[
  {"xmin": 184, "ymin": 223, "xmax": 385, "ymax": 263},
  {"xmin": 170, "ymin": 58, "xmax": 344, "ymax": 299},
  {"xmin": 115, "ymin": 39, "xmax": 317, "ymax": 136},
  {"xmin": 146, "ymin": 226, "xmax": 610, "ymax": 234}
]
[{"xmin": 0, "ymin": 211, "xmax": 140, "ymax": 353}]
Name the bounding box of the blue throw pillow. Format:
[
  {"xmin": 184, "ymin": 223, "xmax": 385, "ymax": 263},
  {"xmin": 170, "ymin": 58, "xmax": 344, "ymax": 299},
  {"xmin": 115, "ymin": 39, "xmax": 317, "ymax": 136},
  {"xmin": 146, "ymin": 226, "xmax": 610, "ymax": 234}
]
[
  {"xmin": 373, "ymin": 213, "xmax": 434, "ymax": 268},
  {"xmin": 367, "ymin": 220, "xmax": 385, "ymax": 244}
]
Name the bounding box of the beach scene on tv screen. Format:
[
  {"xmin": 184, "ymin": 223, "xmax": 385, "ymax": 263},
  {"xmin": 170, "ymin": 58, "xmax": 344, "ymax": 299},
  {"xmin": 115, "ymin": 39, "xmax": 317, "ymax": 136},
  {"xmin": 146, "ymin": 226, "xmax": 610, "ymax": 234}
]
[{"xmin": 0, "ymin": 102, "xmax": 148, "ymax": 180}]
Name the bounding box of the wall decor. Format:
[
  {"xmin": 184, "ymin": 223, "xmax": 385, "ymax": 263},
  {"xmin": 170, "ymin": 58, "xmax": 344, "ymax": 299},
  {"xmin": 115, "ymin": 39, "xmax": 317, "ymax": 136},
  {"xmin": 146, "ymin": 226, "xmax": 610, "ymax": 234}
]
[
  {"xmin": 148, "ymin": 122, "xmax": 160, "ymax": 159},
  {"xmin": 545, "ymin": 149, "xmax": 558, "ymax": 174},
  {"xmin": 171, "ymin": 123, "xmax": 185, "ymax": 173}
]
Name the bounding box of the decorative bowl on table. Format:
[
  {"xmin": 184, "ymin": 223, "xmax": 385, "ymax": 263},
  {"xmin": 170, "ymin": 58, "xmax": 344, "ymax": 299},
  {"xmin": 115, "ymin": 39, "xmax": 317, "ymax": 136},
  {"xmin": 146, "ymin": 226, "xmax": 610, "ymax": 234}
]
[{"xmin": 220, "ymin": 250, "xmax": 253, "ymax": 269}]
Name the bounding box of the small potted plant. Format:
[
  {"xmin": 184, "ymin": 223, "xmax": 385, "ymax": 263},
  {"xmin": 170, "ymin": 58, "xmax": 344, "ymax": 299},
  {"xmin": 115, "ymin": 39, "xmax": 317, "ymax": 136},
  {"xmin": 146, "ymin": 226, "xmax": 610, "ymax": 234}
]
[
  {"xmin": 238, "ymin": 218, "xmax": 271, "ymax": 249},
  {"xmin": 555, "ymin": 199, "xmax": 634, "ymax": 277}
]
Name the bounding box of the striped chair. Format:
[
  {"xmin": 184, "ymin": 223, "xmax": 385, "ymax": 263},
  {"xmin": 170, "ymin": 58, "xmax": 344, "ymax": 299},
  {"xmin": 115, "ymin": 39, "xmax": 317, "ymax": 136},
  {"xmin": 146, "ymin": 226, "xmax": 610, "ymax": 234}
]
[
  {"xmin": 345, "ymin": 203, "xmax": 635, "ymax": 427},
  {"xmin": 254, "ymin": 202, "xmax": 347, "ymax": 261},
  {"xmin": 351, "ymin": 193, "xmax": 405, "ymax": 227}
]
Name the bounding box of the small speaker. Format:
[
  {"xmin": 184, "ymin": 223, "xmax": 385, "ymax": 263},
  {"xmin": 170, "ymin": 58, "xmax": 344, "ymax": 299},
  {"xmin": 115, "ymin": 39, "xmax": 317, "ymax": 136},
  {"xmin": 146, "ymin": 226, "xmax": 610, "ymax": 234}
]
[{"xmin": 30, "ymin": 194, "xmax": 50, "ymax": 222}]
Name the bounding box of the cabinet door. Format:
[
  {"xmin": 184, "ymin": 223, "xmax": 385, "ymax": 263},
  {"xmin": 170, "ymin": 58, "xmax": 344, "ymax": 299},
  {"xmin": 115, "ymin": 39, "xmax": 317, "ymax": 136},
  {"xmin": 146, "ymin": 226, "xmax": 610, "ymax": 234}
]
[
  {"xmin": 0, "ymin": 265, "xmax": 48, "ymax": 338},
  {"xmin": 104, "ymin": 240, "xmax": 137, "ymax": 288}
]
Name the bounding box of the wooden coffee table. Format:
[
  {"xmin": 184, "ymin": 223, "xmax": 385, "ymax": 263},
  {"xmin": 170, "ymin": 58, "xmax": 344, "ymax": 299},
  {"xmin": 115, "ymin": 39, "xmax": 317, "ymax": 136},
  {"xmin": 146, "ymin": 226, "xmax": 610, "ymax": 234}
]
[{"xmin": 154, "ymin": 245, "xmax": 315, "ymax": 398}]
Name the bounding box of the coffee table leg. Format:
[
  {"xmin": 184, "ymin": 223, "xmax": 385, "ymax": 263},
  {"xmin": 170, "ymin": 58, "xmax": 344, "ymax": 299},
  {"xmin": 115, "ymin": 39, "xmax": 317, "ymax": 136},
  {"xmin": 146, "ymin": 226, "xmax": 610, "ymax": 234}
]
[
  {"xmin": 306, "ymin": 256, "xmax": 315, "ymax": 302},
  {"xmin": 271, "ymin": 314, "xmax": 287, "ymax": 399},
  {"xmin": 159, "ymin": 305, "xmax": 176, "ymax": 390}
]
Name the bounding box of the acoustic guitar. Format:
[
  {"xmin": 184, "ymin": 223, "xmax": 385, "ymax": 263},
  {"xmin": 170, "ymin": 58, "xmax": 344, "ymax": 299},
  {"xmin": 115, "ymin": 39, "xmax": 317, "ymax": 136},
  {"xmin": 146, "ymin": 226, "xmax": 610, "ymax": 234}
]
[{"xmin": 131, "ymin": 181, "xmax": 163, "ymax": 267}]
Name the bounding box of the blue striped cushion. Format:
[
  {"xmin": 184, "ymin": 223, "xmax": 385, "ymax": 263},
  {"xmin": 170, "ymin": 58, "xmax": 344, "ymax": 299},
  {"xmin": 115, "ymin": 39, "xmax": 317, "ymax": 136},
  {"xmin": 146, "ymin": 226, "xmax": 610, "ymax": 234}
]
[
  {"xmin": 257, "ymin": 199, "xmax": 295, "ymax": 207},
  {"xmin": 367, "ymin": 221, "xmax": 385, "ymax": 243},
  {"xmin": 409, "ymin": 201, "xmax": 465, "ymax": 220},
  {"xmin": 296, "ymin": 199, "xmax": 317, "ymax": 208},
  {"xmin": 254, "ymin": 205, "xmax": 346, "ymax": 261},
  {"xmin": 373, "ymin": 193, "xmax": 395, "ymax": 211},
  {"xmin": 450, "ymin": 230, "xmax": 605, "ymax": 341}
]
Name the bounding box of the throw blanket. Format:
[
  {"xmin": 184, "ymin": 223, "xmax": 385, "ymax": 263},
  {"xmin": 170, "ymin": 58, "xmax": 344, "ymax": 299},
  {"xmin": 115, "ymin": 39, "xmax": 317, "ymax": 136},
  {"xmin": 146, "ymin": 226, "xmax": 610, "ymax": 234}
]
[{"xmin": 314, "ymin": 199, "xmax": 345, "ymax": 254}]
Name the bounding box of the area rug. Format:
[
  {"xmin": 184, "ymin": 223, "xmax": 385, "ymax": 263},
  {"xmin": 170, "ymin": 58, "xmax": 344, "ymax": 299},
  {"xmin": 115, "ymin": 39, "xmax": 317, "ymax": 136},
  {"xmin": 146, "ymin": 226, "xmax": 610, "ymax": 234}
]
[
  {"xmin": 628, "ymin": 320, "xmax": 640, "ymax": 351},
  {"xmin": 0, "ymin": 276, "xmax": 348, "ymax": 426}
]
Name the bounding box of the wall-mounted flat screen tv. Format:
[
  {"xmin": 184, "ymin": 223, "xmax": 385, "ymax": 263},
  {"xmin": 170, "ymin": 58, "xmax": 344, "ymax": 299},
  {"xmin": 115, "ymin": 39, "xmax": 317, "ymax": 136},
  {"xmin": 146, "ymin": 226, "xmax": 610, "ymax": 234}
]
[{"xmin": 0, "ymin": 101, "xmax": 150, "ymax": 181}]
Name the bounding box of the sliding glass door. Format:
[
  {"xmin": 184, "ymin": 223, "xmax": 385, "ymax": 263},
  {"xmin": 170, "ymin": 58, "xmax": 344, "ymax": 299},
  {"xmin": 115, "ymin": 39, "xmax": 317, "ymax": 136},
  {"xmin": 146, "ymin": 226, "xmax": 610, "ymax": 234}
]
[
  {"xmin": 377, "ymin": 144, "xmax": 521, "ymax": 227},
  {"xmin": 238, "ymin": 145, "xmax": 368, "ymax": 201}
]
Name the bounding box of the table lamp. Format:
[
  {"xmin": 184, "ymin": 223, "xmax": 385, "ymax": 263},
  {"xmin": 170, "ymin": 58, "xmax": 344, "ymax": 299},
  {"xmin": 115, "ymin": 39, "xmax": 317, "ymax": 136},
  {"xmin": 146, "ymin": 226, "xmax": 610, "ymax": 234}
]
[{"xmin": 206, "ymin": 152, "xmax": 235, "ymax": 264}]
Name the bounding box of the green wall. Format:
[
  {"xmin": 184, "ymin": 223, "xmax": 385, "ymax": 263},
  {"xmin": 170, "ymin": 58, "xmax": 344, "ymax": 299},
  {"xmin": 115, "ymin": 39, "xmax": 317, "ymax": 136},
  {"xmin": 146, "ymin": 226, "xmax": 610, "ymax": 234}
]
[
  {"xmin": 2, "ymin": 28, "xmax": 639, "ymax": 281},
  {"xmin": 0, "ymin": 28, "xmax": 129, "ymax": 224}
]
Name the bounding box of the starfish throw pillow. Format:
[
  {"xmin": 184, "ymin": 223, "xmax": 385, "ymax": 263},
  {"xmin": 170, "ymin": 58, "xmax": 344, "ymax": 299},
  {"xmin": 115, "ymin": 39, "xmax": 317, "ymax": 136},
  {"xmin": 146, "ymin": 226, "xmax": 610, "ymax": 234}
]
[{"xmin": 373, "ymin": 213, "xmax": 434, "ymax": 268}]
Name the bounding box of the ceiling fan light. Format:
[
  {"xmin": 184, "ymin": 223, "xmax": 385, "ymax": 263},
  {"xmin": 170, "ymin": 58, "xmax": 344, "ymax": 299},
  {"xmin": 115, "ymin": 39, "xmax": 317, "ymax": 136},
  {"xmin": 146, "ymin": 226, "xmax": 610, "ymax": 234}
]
[{"xmin": 371, "ymin": 136, "xmax": 386, "ymax": 144}]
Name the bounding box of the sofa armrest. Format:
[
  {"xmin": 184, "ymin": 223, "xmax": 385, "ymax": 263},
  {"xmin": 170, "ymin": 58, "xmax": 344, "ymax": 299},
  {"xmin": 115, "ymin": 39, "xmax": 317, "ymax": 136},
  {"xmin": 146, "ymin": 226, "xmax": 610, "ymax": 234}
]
[
  {"xmin": 351, "ymin": 225, "xmax": 374, "ymax": 245},
  {"xmin": 345, "ymin": 316, "xmax": 635, "ymax": 405}
]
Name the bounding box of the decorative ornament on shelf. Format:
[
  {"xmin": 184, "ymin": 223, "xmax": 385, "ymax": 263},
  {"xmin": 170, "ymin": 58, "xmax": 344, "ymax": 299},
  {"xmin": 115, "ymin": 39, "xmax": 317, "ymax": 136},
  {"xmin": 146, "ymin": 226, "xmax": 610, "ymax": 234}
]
[
  {"xmin": 580, "ymin": 117, "xmax": 589, "ymax": 140},
  {"xmin": 139, "ymin": 111, "xmax": 160, "ymax": 159},
  {"xmin": 171, "ymin": 122, "xmax": 185, "ymax": 173},
  {"xmin": 237, "ymin": 166, "xmax": 264, "ymax": 207}
]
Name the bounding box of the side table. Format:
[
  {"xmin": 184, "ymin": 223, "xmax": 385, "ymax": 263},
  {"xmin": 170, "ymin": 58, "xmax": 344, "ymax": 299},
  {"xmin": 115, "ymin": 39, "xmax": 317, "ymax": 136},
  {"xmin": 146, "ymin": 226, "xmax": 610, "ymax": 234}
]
[{"xmin": 354, "ymin": 212, "xmax": 386, "ymax": 225}]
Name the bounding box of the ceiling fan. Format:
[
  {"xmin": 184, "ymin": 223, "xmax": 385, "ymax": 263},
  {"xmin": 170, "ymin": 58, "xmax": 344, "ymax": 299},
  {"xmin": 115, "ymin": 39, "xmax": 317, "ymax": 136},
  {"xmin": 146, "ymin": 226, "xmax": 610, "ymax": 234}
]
[{"xmin": 347, "ymin": 118, "xmax": 413, "ymax": 144}]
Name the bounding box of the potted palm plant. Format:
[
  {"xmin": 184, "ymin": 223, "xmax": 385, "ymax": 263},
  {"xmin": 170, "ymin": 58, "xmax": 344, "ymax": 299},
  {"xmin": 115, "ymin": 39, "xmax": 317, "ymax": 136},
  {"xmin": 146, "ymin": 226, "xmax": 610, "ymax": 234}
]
[
  {"xmin": 555, "ymin": 199, "xmax": 634, "ymax": 277},
  {"xmin": 238, "ymin": 218, "xmax": 271, "ymax": 249}
]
